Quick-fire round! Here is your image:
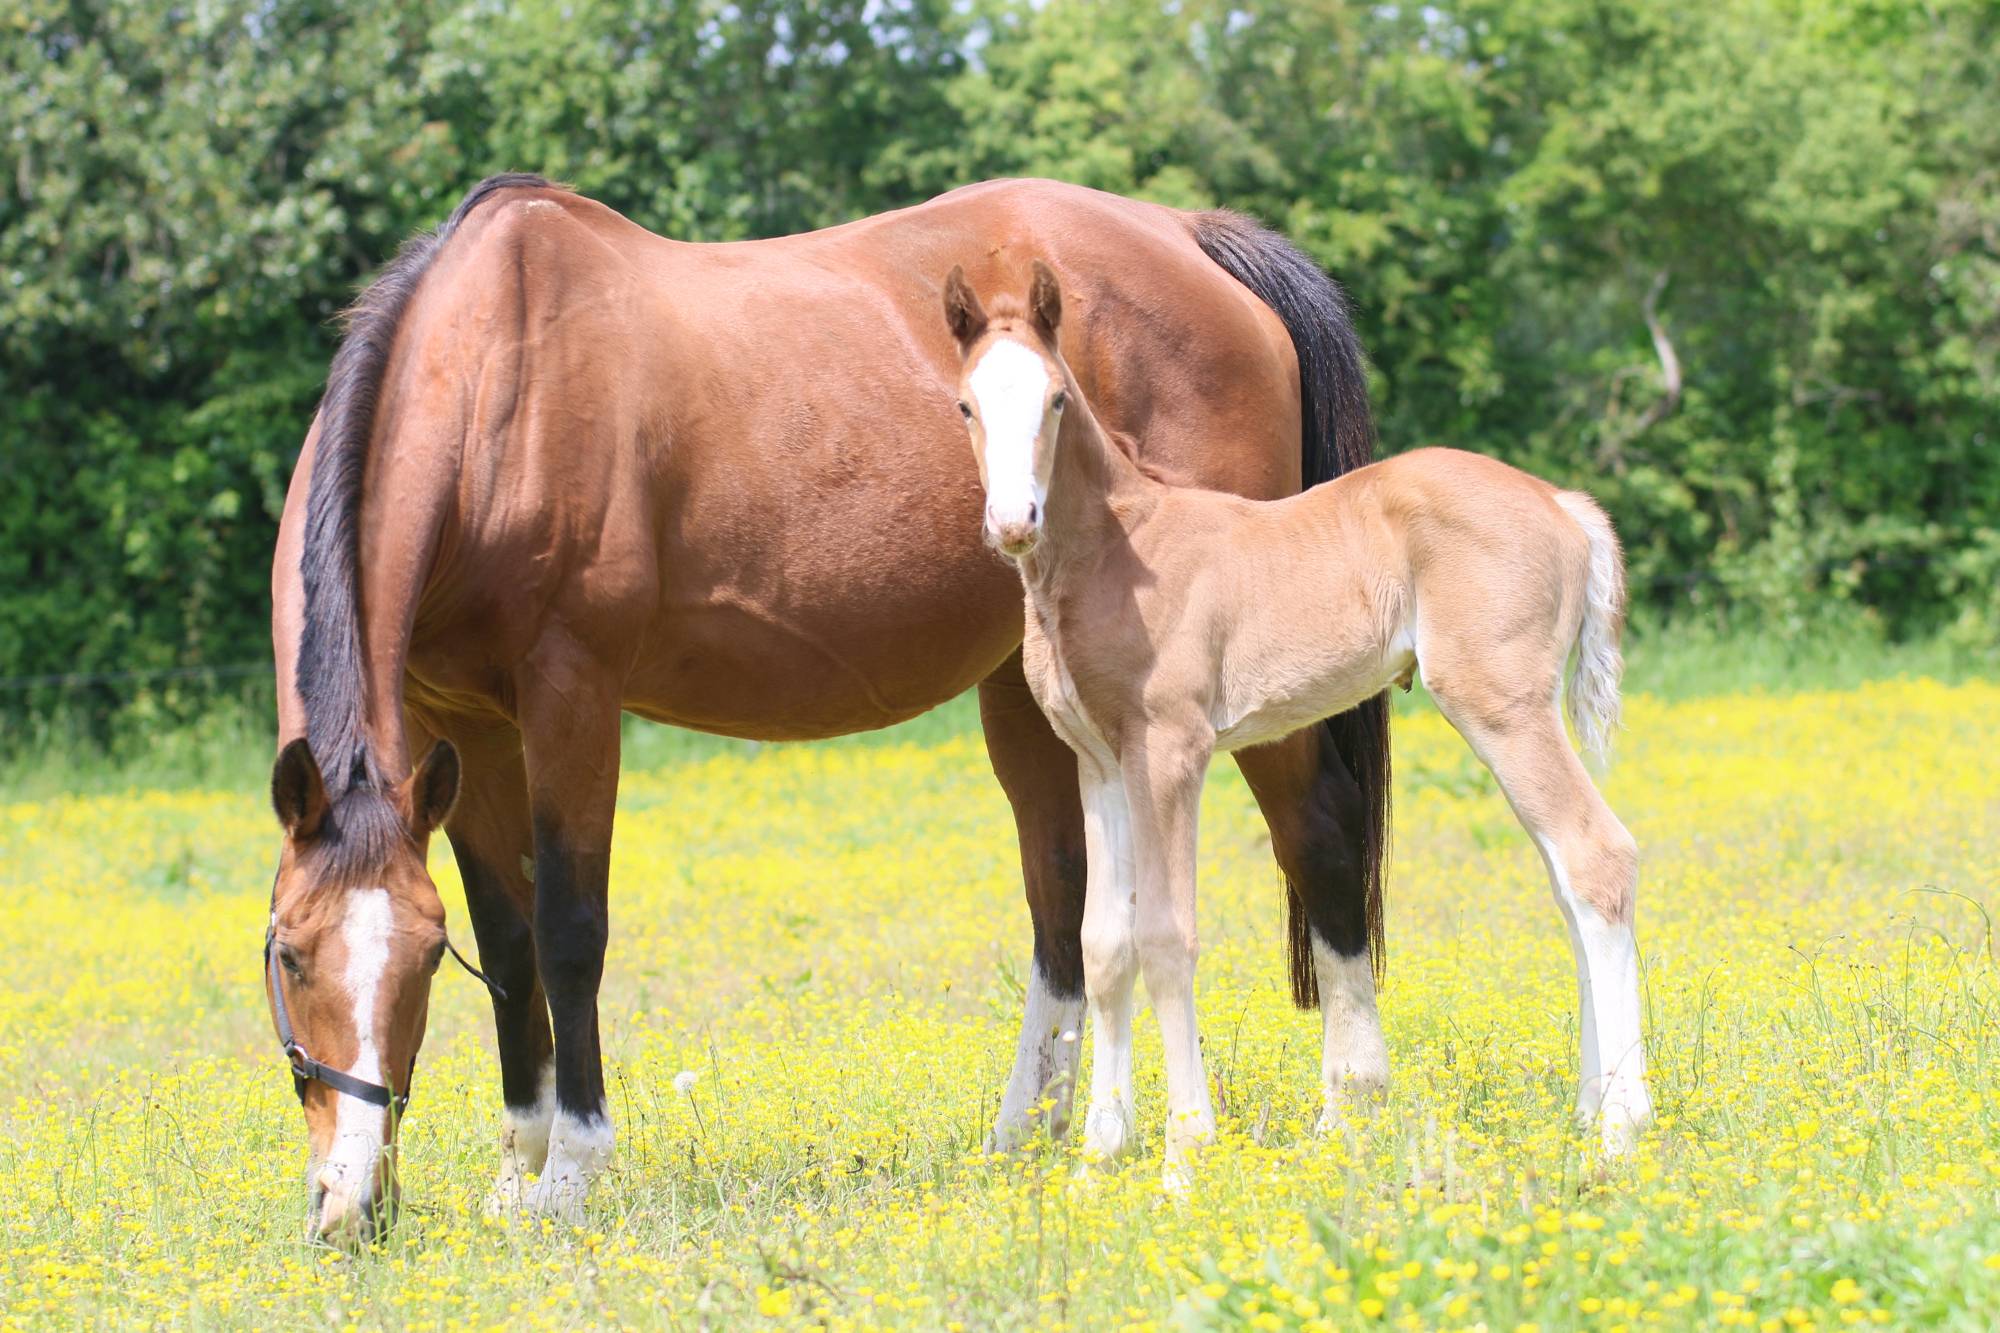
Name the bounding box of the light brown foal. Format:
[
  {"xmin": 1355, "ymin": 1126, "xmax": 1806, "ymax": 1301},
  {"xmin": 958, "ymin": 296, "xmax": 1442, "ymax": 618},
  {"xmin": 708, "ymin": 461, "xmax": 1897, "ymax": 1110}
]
[{"xmin": 945, "ymin": 263, "xmax": 1653, "ymax": 1177}]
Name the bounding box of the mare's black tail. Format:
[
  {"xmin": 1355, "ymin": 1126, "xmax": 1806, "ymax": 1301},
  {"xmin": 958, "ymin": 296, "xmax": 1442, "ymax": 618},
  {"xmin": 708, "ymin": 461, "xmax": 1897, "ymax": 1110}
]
[{"xmin": 1191, "ymin": 211, "xmax": 1392, "ymax": 1005}]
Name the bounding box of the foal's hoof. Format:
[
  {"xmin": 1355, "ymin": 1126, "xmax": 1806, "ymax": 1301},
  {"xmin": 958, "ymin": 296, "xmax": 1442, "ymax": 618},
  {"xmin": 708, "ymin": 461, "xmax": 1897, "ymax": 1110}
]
[
  {"xmin": 1594, "ymin": 1081, "xmax": 1655, "ymax": 1157},
  {"xmin": 1081, "ymin": 1104, "xmax": 1133, "ymax": 1162}
]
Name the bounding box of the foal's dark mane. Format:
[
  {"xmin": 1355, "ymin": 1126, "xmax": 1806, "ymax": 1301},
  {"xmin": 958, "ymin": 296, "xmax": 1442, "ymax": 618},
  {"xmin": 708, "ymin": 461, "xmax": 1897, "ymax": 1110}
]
[{"xmin": 294, "ymin": 173, "xmax": 558, "ymax": 868}]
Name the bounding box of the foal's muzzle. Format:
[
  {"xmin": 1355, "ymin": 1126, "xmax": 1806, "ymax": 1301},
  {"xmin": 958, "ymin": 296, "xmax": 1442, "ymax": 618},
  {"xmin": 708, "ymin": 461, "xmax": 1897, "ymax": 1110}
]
[{"xmin": 986, "ymin": 502, "xmax": 1041, "ymax": 557}]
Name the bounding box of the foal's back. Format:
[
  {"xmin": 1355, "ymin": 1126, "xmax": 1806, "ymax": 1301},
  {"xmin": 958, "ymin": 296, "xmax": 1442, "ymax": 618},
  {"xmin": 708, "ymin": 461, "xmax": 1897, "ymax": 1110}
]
[{"xmin": 1112, "ymin": 446, "xmax": 1600, "ymax": 752}]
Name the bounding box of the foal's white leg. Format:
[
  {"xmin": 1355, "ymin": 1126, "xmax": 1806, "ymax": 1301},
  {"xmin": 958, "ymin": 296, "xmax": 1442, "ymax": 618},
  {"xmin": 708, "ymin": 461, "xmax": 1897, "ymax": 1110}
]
[
  {"xmin": 1311, "ymin": 941, "xmax": 1389, "ymax": 1133},
  {"xmin": 1541, "ymin": 838, "xmax": 1650, "ymax": 1150},
  {"xmin": 1439, "ymin": 697, "xmax": 1652, "ymax": 1155},
  {"xmin": 1078, "ymin": 769, "xmax": 1140, "ymax": 1161},
  {"xmin": 1553, "ymin": 899, "xmax": 1604, "ymax": 1123},
  {"xmin": 486, "ymin": 1059, "xmax": 556, "ymax": 1215},
  {"xmin": 988, "ymin": 965, "xmax": 1086, "ymax": 1151},
  {"xmin": 1126, "ymin": 733, "xmax": 1217, "ymax": 1187}
]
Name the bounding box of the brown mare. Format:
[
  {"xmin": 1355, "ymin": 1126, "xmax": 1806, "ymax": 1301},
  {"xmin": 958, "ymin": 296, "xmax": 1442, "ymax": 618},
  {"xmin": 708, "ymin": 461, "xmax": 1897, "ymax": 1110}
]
[
  {"xmin": 943, "ymin": 264, "xmax": 1652, "ymax": 1182},
  {"xmin": 263, "ymin": 175, "xmax": 1390, "ymax": 1242}
]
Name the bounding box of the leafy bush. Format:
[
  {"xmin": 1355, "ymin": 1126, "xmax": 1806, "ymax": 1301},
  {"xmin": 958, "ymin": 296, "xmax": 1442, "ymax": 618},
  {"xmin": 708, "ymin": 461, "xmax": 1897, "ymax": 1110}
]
[{"xmin": 4, "ymin": 0, "xmax": 1995, "ymax": 723}]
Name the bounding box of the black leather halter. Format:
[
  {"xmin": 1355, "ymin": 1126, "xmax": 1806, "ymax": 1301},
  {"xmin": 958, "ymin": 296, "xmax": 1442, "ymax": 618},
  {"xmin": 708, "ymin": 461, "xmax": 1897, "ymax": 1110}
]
[{"xmin": 264, "ymin": 926, "xmax": 505, "ymax": 1114}]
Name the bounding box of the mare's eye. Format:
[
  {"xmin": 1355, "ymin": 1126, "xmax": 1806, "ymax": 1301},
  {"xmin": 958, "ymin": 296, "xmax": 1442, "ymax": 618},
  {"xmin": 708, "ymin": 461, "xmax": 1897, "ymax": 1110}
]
[
  {"xmin": 1050, "ymin": 392, "xmax": 1067, "ymax": 413},
  {"xmin": 427, "ymin": 941, "xmax": 447, "ymax": 975},
  {"xmin": 957, "ymin": 400, "xmax": 973, "ymax": 420},
  {"xmin": 279, "ymin": 945, "xmax": 305, "ymax": 980}
]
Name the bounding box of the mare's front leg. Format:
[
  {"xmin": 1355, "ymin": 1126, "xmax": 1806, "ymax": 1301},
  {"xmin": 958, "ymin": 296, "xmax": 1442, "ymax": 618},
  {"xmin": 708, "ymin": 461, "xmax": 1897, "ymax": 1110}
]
[
  {"xmin": 430, "ymin": 712, "xmax": 558, "ymax": 1215},
  {"xmin": 979, "ymin": 656, "xmax": 1088, "ymax": 1151},
  {"xmin": 516, "ymin": 652, "xmax": 625, "ymax": 1219},
  {"xmin": 1125, "ymin": 721, "xmax": 1218, "ymax": 1184},
  {"xmin": 1236, "ymin": 723, "xmax": 1389, "ymax": 1132}
]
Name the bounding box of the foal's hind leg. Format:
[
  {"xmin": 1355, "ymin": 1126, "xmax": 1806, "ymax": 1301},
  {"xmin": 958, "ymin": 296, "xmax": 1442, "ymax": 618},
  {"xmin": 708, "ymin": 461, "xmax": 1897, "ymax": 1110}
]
[
  {"xmin": 979, "ymin": 657, "xmax": 1087, "ymax": 1151},
  {"xmin": 1431, "ymin": 683, "xmax": 1652, "ymax": 1153}
]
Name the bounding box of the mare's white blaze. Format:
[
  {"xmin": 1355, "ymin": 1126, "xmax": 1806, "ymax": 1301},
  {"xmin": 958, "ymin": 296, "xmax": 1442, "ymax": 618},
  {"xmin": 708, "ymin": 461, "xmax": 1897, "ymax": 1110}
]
[
  {"xmin": 1534, "ymin": 835, "xmax": 1651, "ymax": 1150},
  {"xmin": 989, "ymin": 965, "xmax": 1085, "ymax": 1151},
  {"xmin": 1311, "ymin": 939, "xmax": 1389, "ymax": 1131},
  {"xmin": 1078, "ymin": 774, "xmax": 1139, "ymax": 1161},
  {"xmin": 318, "ymin": 887, "xmax": 394, "ymax": 1206},
  {"xmin": 526, "ymin": 1108, "xmax": 615, "ymax": 1220},
  {"xmin": 968, "ymin": 339, "xmax": 1052, "ymax": 532}
]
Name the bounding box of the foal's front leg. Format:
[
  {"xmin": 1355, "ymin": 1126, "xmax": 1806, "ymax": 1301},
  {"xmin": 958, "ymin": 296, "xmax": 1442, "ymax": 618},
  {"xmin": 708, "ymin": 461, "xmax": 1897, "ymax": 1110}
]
[
  {"xmin": 1126, "ymin": 724, "xmax": 1217, "ymax": 1184},
  {"xmin": 1077, "ymin": 762, "xmax": 1140, "ymax": 1161}
]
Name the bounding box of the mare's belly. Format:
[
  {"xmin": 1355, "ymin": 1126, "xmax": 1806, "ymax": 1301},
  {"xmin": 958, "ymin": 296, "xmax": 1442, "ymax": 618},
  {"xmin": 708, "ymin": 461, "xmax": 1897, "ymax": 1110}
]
[{"xmin": 621, "ymin": 548, "xmax": 1024, "ymax": 742}]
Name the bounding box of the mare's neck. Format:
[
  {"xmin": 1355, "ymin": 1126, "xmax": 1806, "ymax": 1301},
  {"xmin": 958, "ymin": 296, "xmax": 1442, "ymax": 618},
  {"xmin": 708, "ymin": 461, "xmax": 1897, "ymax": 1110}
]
[{"xmin": 1017, "ymin": 395, "xmax": 1159, "ymax": 590}]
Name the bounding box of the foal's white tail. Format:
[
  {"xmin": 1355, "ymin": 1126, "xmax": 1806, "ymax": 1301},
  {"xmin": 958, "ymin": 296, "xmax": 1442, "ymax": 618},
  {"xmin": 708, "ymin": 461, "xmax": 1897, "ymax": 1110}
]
[{"xmin": 1554, "ymin": 491, "xmax": 1626, "ymax": 762}]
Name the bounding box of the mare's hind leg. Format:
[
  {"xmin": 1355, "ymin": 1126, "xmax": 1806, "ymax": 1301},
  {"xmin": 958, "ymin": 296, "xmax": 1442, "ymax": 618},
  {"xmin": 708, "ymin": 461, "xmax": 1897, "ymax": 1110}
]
[
  {"xmin": 1428, "ymin": 671, "xmax": 1651, "ymax": 1153},
  {"xmin": 1237, "ymin": 726, "xmax": 1389, "ymax": 1132},
  {"xmin": 979, "ymin": 655, "xmax": 1088, "ymax": 1151},
  {"xmin": 428, "ymin": 711, "xmax": 557, "ymax": 1215}
]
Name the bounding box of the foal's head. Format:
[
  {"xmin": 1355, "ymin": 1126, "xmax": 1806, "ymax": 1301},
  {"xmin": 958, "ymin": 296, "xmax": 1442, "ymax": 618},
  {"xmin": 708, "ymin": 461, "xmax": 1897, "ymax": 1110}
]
[
  {"xmin": 264, "ymin": 737, "xmax": 459, "ymax": 1244},
  {"xmin": 944, "ymin": 261, "xmax": 1070, "ymax": 558}
]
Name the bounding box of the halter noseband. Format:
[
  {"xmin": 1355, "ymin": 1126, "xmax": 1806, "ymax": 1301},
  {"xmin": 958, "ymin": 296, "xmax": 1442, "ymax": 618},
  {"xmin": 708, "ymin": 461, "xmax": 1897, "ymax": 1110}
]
[{"xmin": 264, "ymin": 926, "xmax": 506, "ymax": 1115}]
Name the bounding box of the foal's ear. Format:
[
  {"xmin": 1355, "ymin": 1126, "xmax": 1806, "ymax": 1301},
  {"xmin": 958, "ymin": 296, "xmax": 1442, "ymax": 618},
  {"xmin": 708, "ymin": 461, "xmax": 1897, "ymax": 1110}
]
[
  {"xmin": 942, "ymin": 265, "xmax": 988, "ymax": 349},
  {"xmin": 1028, "ymin": 261, "xmax": 1063, "ymax": 340},
  {"xmin": 271, "ymin": 738, "xmax": 328, "ymax": 840},
  {"xmin": 407, "ymin": 740, "xmax": 460, "ymax": 836}
]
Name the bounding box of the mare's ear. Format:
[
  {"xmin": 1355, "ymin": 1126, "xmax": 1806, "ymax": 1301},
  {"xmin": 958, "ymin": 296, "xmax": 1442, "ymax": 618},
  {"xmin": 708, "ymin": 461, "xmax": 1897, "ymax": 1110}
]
[
  {"xmin": 407, "ymin": 740, "xmax": 460, "ymax": 836},
  {"xmin": 1028, "ymin": 261, "xmax": 1063, "ymax": 340},
  {"xmin": 942, "ymin": 265, "xmax": 988, "ymax": 349},
  {"xmin": 271, "ymin": 738, "xmax": 328, "ymax": 840}
]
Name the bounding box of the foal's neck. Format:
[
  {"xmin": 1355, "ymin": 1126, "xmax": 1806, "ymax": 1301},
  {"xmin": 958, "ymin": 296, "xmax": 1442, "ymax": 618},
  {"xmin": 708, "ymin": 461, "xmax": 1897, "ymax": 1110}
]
[{"xmin": 1019, "ymin": 393, "xmax": 1159, "ymax": 589}]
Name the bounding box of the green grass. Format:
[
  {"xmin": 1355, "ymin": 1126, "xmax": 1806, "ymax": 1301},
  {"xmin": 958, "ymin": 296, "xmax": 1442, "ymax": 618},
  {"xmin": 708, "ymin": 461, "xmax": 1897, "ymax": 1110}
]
[{"xmin": 0, "ymin": 622, "xmax": 1983, "ymax": 802}]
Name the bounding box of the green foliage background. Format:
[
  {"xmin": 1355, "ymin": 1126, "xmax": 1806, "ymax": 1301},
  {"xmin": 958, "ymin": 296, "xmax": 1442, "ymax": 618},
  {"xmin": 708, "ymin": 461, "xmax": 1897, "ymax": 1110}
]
[{"xmin": 4, "ymin": 0, "xmax": 1997, "ymax": 717}]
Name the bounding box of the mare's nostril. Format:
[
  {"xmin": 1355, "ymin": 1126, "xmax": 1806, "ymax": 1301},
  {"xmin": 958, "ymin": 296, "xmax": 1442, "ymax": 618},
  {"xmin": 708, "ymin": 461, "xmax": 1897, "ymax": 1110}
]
[{"xmin": 1026, "ymin": 502, "xmax": 1039, "ymax": 526}]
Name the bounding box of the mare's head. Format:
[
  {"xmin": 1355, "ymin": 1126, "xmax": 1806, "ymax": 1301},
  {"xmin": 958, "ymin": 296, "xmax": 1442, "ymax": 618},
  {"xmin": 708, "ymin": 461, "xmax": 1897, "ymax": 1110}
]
[
  {"xmin": 264, "ymin": 737, "xmax": 459, "ymax": 1244},
  {"xmin": 944, "ymin": 261, "xmax": 1070, "ymax": 558}
]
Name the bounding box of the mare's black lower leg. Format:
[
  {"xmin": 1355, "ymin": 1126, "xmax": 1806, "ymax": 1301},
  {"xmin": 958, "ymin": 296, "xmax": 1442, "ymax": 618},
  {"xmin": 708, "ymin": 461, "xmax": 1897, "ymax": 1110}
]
[
  {"xmin": 432, "ymin": 713, "xmax": 556, "ymax": 1209},
  {"xmin": 515, "ymin": 666, "xmax": 623, "ymax": 1218},
  {"xmin": 979, "ymin": 652, "xmax": 1089, "ymax": 1148},
  {"xmin": 1236, "ymin": 717, "xmax": 1390, "ymax": 1123}
]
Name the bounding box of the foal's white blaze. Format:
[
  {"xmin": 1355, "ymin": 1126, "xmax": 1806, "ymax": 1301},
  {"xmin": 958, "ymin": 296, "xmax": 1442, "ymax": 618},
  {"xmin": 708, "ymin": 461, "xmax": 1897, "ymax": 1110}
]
[
  {"xmin": 968, "ymin": 339, "xmax": 1052, "ymax": 538},
  {"xmin": 317, "ymin": 887, "xmax": 395, "ymax": 1216}
]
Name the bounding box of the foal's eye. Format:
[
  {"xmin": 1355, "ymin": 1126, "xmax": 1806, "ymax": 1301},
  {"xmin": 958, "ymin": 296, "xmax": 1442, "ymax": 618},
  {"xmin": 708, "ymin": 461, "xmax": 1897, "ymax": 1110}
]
[
  {"xmin": 427, "ymin": 942, "xmax": 447, "ymax": 975},
  {"xmin": 1050, "ymin": 392, "xmax": 1067, "ymax": 414},
  {"xmin": 957, "ymin": 400, "xmax": 973, "ymax": 420}
]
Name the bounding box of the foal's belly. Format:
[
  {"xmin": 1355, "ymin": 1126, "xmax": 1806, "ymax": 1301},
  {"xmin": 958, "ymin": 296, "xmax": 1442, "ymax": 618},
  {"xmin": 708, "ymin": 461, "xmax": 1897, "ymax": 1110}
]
[{"xmin": 1211, "ymin": 642, "xmax": 1414, "ymax": 753}]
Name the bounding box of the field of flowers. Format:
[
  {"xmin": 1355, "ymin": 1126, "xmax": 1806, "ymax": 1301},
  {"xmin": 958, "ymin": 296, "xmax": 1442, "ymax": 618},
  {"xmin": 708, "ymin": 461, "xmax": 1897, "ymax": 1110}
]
[{"xmin": 2, "ymin": 680, "xmax": 1997, "ymax": 1330}]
